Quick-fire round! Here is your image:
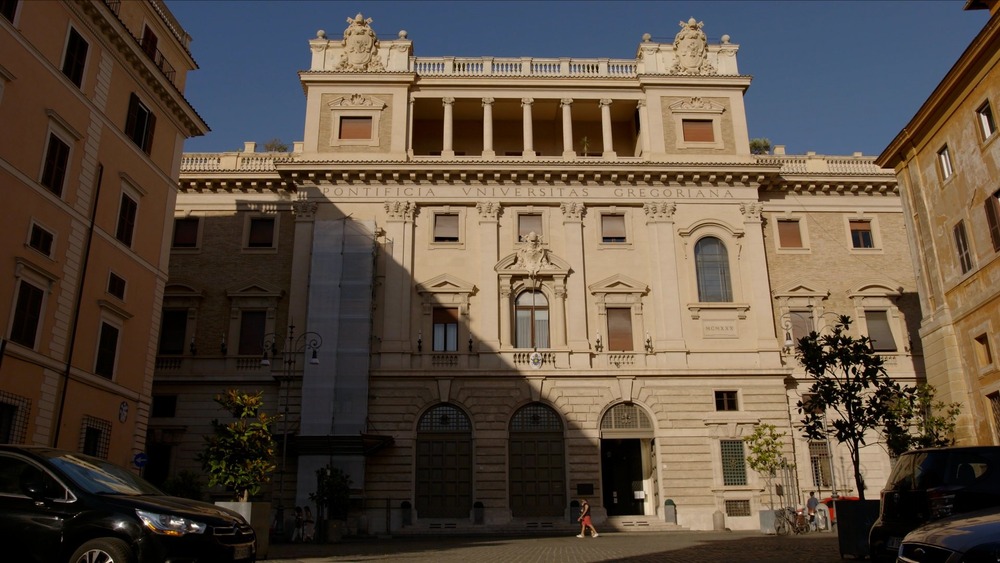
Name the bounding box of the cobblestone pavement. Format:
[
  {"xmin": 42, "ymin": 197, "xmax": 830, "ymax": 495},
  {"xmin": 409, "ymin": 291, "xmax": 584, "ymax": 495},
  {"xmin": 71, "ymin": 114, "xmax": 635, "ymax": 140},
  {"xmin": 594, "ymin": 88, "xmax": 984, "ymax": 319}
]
[{"xmin": 264, "ymin": 530, "xmax": 853, "ymax": 563}]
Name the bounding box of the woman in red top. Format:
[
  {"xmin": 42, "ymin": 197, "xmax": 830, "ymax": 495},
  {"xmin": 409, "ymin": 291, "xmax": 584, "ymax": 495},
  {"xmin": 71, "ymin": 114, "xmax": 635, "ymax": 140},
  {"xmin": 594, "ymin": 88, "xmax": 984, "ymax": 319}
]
[{"xmin": 576, "ymin": 499, "xmax": 599, "ymax": 538}]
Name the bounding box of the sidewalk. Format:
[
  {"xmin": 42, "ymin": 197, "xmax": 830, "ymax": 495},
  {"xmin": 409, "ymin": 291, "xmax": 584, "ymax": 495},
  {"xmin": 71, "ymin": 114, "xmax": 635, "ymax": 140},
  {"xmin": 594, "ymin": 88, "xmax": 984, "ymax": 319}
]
[{"xmin": 263, "ymin": 529, "xmax": 845, "ymax": 563}]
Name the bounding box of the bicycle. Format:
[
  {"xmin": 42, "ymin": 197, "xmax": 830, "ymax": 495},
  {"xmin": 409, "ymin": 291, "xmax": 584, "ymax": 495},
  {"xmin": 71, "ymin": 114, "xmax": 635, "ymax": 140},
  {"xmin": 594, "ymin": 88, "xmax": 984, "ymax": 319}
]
[{"xmin": 774, "ymin": 506, "xmax": 810, "ymax": 536}]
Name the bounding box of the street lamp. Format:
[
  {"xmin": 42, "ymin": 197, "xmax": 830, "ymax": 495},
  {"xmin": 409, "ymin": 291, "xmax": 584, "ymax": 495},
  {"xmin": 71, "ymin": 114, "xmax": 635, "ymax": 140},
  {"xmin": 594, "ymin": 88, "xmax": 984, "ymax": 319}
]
[{"xmin": 261, "ymin": 323, "xmax": 322, "ymax": 537}]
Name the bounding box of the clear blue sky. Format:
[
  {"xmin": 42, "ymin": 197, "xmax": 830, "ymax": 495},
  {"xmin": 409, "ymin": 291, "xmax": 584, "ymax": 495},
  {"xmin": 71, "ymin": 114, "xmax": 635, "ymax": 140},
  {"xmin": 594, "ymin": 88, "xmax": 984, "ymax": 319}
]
[{"xmin": 167, "ymin": 1, "xmax": 986, "ymax": 156}]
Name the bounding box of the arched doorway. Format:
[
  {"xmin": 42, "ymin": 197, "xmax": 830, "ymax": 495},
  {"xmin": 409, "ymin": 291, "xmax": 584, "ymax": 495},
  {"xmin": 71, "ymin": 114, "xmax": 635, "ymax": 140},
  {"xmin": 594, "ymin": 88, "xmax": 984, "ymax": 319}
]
[
  {"xmin": 600, "ymin": 403, "xmax": 658, "ymax": 516},
  {"xmin": 415, "ymin": 404, "xmax": 473, "ymax": 518},
  {"xmin": 508, "ymin": 403, "xmax": 565, "ymax": 517}
]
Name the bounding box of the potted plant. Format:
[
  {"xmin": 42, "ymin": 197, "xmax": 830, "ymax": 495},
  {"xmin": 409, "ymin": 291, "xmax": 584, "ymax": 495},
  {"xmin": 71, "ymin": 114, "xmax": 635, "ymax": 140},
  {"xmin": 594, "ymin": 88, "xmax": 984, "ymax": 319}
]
[
  {"xmin": 199, "ymin": 389, "xmax": 277, "ymax": 557},
  {"xmin": 744, "ymin": 423, "xmax": 790, "ymax": 534},
  {"xmin": 795, "ymin": 315, "xmax": 909, "ymax": 558},
  {"xmin": 309, "ymin": 464, "xmax": 352, "ymax": 543}
]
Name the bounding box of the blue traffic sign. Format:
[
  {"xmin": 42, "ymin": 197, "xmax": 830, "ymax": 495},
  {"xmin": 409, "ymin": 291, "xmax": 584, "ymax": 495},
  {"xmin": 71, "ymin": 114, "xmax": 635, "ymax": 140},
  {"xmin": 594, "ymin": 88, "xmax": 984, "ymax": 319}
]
[{"xmin": 133, "ymin": 452, "xmax": 148, "ymax": 468}]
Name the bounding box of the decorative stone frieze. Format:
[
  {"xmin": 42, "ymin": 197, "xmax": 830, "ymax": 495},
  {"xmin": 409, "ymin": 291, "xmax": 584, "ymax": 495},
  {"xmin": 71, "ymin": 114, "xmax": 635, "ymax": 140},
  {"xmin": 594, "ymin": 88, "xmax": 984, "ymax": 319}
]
[
  {"xmin": 327, "ymin": 93, "xmax": 386, "ymax": 109},
  {"xmin": 739, "ymin": 202, "xmax": 763, "ymax": 222},
  {"xmin": 336, "ymin": 13, "xmax": 384, "ymax": 72},
  {"xmin": 643, "ymin": 202, "xmax": 677, "ymax": 221},
  {"xmin": 475, "ymin": 201, "xmax": 501, "ymax": 221},
  {"xmin": 672, "ymin": 18, "xmax": 716, "ymax": 75},
  {"xmin": 383, "ymin": 200, "xmax": 415, "ymax": 221},
  {"xmin": 292, "ymin": 200, "xmax": 318, "ymax": 221},
  {"xmin": 560, "ymin": 201, "xmax": 585, "ymax": 221}
]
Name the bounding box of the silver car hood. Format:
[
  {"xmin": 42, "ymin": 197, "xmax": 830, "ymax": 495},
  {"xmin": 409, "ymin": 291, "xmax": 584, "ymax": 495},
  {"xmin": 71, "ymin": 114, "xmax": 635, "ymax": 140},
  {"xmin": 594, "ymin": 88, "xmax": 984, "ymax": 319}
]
[{"xmin": 903, "ymin": 507, "xmax": 1000, "ymax": 551}]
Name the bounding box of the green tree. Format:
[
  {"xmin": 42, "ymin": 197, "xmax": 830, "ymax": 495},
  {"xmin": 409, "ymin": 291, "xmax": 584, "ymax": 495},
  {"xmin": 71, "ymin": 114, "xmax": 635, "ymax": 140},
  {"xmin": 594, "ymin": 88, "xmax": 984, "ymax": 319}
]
[
  {"xmin": 745, "ymin": 423, "xmax": 790, "ymax": 510},
  {"xmin": 199, "ymin": 389, "xmax": 277, "ymax": 502},
  {"xmin": 263, "ymin": 138, "xmax": 289, "ymax": 152},
  {"xmin": 882, "ymin": 383, "xmax": 960, "ymax": 457},
  {"xmin": 796, "ymin": 315, "xmax": 906, "ymax": 501},
  {"xmin": 749, "ymin": 137, "xmax": 771, "ymax": 155},
  {"xmin": 309, "ymin": 464, "xmax": 352, "ymax": 521}
]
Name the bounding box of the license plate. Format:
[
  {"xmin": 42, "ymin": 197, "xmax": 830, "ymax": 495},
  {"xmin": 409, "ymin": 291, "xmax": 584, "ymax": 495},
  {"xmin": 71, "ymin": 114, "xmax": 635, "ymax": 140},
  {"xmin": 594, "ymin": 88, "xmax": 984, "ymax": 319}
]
[
  {"xmin": 887, "ymin": 536, "xmax": 902, "ymax": 550},
  {"xmin": 233, "ymin": 543, "xmax": 252, "ymax": 560}
]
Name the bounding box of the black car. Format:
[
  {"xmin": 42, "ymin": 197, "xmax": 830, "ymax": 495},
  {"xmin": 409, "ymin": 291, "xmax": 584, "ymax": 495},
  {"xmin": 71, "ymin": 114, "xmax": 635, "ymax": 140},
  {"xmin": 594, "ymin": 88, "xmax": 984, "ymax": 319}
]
[
  {"xmin": 869, "ymin": 446, "xmax": 1000, "ymax": 562},
  {"xmin": 0, "ymin": 445, "xmax": 256, "ymax": 563}
]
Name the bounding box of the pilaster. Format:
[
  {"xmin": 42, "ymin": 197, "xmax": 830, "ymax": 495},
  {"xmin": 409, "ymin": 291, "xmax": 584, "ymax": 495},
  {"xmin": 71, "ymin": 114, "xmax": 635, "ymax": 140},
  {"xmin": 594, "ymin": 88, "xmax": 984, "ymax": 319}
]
[
  {"xmin": 380, "ymin": 201, "xmax": 416, "ymax": 362},
  {"xmin": 560, "ymin": 202, "xmax": 590, "ymax": 367}
]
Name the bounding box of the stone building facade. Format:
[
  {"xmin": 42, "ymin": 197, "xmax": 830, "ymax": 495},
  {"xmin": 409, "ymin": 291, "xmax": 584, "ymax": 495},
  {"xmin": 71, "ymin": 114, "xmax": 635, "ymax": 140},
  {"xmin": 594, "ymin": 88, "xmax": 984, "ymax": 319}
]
[
  {"xmin": 878, "ymin": 1, "xmax": 1000, "ymax": 446},
  {"xmin": 157, "ymin": 15, "xmax": 921, "ymax": 532},
  {"xmin": 0, "ymin": 0, "xmax": 206, "ymax": 464}
]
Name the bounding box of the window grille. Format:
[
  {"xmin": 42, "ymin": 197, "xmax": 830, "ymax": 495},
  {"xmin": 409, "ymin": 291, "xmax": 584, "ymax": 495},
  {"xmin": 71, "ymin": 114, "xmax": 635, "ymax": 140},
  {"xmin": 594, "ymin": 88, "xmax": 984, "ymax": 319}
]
[
  {"xmin": 417, "ymin": 404, "xmax": 471, "ymax": 432},
  {"xmin": 724, "ymin": 499, "xmax": 751, "ymax": 517},
  {"xmin": 809, "ymin": 440, "xmax": 832, "ymax": 488},
  {"xmin": 510, "ymin": 403, "xmax": 562, "ymax": 432},
  {"xmin": 600, "ymin": 403, "xmax": 652, "ymax": 430},
  {"xmin": 721, "ymin": 440, "xmax": 747, "ymax": 486},
  {"xmin": 80, "ymin": 415, "xmax": 111, "ymax": 459},
  {"xmin": 990, "ymin": 393, "xmax": 1000, "ymax": 443},
  {"xmin": 0, "ymin": 391, "xmax": 30, "ymax": 444}
]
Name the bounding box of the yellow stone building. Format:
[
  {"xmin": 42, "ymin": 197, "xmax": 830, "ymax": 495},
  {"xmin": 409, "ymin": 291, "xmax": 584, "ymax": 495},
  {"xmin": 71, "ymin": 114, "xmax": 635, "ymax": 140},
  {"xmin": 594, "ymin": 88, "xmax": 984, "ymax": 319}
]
[
  {"xmin": 878, "ymin": 0, "xmax": 1000, "ymax": 445},
  {"xmin": 0, "ymin": 0, "xmax": 206, "ymax": 465},
  {"xmin": 159, "ymin": 15, "xmax": 920, "ymax": 532}
]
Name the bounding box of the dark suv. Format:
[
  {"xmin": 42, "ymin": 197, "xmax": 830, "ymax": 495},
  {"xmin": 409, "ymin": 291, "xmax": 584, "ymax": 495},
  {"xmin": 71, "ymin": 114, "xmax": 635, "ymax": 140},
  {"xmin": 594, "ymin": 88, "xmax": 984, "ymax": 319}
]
[
  {"xmin": 869, "ymin": 446, "xmax": 1000, "ymax": 562},
  {"xmin": 0, "ymin": 445, "xmax": 256, "ymax": 563}
]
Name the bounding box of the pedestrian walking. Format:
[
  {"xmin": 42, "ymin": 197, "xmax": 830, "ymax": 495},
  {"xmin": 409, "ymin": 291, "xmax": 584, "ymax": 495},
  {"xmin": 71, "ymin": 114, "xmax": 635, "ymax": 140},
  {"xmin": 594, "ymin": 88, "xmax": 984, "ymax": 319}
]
[
  {"xmin": 303, "ymin": 506, "xmax": 315, "ymax": 542},
  {"xmin": 290, "ymin": 506, "xmax": 304, "ymax": 543},
  {"xmin": 576, "ymin": 498, "xmax": 599, "ymax": 538}
]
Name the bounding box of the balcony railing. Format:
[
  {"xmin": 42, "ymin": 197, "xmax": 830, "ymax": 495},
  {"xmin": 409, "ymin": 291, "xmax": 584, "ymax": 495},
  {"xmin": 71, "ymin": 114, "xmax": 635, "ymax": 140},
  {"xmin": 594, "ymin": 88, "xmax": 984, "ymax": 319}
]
[{"xmin": 410, "ymin": 56, "xmax": 637, "ymax": 78}]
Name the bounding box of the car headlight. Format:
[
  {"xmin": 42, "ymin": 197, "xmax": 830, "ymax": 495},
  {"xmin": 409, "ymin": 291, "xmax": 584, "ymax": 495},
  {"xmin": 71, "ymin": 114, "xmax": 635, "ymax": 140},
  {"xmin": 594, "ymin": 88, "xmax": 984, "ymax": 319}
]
[
  {"xmin": 136, "ymin": 509, "xmax": 208, "ymax": 536},
  {"xmin": 962, "ymin": 542, "xmax": 1000, "ymax": 563}
]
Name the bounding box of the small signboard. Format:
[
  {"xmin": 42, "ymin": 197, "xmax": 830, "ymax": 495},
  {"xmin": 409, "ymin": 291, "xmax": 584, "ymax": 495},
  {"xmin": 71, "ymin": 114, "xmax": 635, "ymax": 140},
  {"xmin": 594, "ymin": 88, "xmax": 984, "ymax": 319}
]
[{"xmin": 133, "ymin": 452, "xmax": 148, "ymax": 469}]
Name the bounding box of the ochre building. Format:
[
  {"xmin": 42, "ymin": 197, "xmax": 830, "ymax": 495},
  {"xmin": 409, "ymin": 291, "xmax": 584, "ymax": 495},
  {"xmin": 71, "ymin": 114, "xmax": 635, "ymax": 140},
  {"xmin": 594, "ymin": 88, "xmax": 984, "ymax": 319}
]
[
  {"xmin": 0, "ymin": 0, "xmax": 206, "ymax": 464},
  {"xmin": 157, "ymin": 15, "xmax": 921, "ymax": 532}
]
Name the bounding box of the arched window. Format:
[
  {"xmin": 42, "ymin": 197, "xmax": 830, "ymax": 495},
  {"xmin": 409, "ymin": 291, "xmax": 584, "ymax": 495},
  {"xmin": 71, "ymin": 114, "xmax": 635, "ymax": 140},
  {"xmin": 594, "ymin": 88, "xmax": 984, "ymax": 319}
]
[
  {"xmin": 515, "ymin": 290, "xmax": 549, "ymax": 348},
  {"xmin": 695, "ymin": 237, "xmax": 732, "ymax": 302}
]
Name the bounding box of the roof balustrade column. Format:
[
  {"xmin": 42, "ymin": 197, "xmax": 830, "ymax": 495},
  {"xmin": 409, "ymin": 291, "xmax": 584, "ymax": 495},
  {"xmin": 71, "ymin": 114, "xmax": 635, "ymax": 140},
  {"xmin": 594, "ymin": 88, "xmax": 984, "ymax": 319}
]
[
  {"xmin": 482, "ymin": 97, "xmax": 495, "ymax": 158},
  {"xmin": 600, "ymin": 98, "xmax": 616, "ymax": 158},
  {"xmin": 561, "ymin": 98, "xmax": 575, "ymax": 159},
  {"xmin": 442, "ymin": 97, "xmax": 455, "ymax": 158},
  {"xmin": 522, "ymin": 97, "xmax": 535, "ymax": 159}
]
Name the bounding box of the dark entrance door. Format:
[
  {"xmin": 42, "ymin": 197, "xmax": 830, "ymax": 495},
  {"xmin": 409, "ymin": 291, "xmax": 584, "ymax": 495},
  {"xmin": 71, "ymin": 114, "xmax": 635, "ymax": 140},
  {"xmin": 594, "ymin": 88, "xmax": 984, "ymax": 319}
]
[{"xmin": 601, "ymin": 438, "xmax": 643, "ymax": 515}]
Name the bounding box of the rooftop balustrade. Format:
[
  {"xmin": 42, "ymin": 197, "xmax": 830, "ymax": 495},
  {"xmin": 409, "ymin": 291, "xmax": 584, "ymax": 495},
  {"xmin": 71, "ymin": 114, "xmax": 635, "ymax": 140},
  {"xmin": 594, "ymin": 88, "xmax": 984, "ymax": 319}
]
[{"xmin": 409, "ymin": 56, "xmax": 638, "ymax": 77}]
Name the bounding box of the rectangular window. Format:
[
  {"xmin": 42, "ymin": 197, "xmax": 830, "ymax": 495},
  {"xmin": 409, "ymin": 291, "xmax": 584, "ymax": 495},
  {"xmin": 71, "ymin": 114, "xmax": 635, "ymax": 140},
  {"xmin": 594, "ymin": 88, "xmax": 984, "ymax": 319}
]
[
  {"xmin": 777, "ymin": 219, "xmax": 803, "ymax": 248},
  {"xmin": 140, "ymin": 25, "xmax": 158, "ymax": 59},
  {"xmin": 990, "ymin": 392, "xmax": 1000, "ymax": 442},
  {"xmin": 601, "ymin": 215, "xmax": 626, "ymax": 243},
  {"xmin": 29, "ymin": 224, "xmax": 54, "ymax": 256},
  {"xmin": 151, "ymin": 395, "xmax": 178, "ymax": 418},
  {"xmin": 107, "ymin": 272, "xmax": 126, "ymax": 300},
  {"xmin": 724, "ymin": 500, "xmax": 751, "ymax": 517},
  {"xmin": 61, "ymin": 28, "xmax": 89, "ymax": 87},
  {"xmin": 682, "ymin": 119, "xmax": 714, "ymax": 143},
  {"xmin": 0, "ymin": 391, "xmax": 30, "ymax": 444},
  {"xmin": 788, "ymin": 310, "xmax": 815, "ymax": 343},
  {"xmin": 720, "ymin": 439, "xmax": 748, "ymax": 486},
  {"xmin": 866, "ymin": 310, "xmax": 897, "ymax": 352},
  {"xmin": 606, "ymin": 308, "xmax": 633, "ymax": 351},
  {"xmin": 850, "ymin": 220, "xmax": 874, "ymax": 249},
  {"xmin": 80, "ymin": 416, "xmax": 111, "ymax": 459},
  {"xmin": 432, "ymin": 308, "xmax": 459, "ymax": 352},
  {"xmin": 433, "ymin": 214, "xmax": 459, "ymax": 242},
  {"xmin": 975, "ymin": 333, "xmax": 994, "ymax": 369},
  {"xmin": 985, "ymin": 189, "xmax": 1000, "ymax": 252},
  {"xmin": 10, "ymin": 280, "xmax": 43, "ymax": 348},
  {"xmin": 339, "ymin": 116, "xmax": 372, "ymax": 140},
  {"xmin": 172, "ymin": 217, "xmax": 199, "ymax": 248},
  {"xmin": 40, "ymin": 133, "xmax": 70, "ymax": 196},
  {"xmin": 238, "ymin": 310, "xmax": 266, "ymax": 355},
  {"xmin": 158, "ymin": 309, "xmax": 187, "ymax": 355},
  {"xmin": 809, "ymin": 441, "xmax": 833, "ymax": 488},
  {"xmin": 247, "ymin": 217, "xmax": 275, "ymax": 248},
  {"xmin": 518, "ymin": 214, "xmax": 542, "ymax": 241},
  {"xmin": 115, "ymin": 193, "xmax": 137, "ymax": 246},
  {"xmin": 125, "ymin": 93, "xmax": 156, "ymax": 154},
  {"xmin": 0, "ymin": 0, "xmax": 17, "ymax": 22},
  {"xmin": 94, "ymin": 322, "xmax": 119, "ymax": 378},
  {"xmin": 801, "ymin": 393, "xmax": 823, "ymax": 416},
  {"xmin": 954, "ymin": 220, "xmax": 973, "ymax": 274},
  {"xmin": 715, "ymin": 390, "xmax": 738, "ymax": 412},
  {"xmin": 938, "ymin": 145, "xmax": 953, "ymax": 180},
  {"xmin": 978, "ymin": 101, "xmax": 997, "ymax": 140}
]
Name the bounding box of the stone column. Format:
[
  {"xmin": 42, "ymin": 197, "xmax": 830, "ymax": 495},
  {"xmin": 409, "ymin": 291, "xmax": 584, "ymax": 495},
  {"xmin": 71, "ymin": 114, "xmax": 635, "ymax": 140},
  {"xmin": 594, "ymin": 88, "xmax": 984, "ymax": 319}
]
[
  {"xmin": 637, "ymin": 99, "xmax": 650, "ymax": 158},
  {"xmin": 560, "ymin": 202, "xmax": 590, "ymax": 367},
  {"xmin": 499, "ymin": 276, "xmax": 512, "ymax": 350},
  {"xmin": 600, "ymin": 99, "xmax": 616, "ymax": 158},
  {"xmin": 380, "ymin": 201, "xmax": 416, "ymax": 366},
  {"xmin": 288, "ymin": 199, "xmax": 318, "ymax": 329},
  {"xmin": 560, "ymin": 98, "xmax": 575, "ymax": 159},
  {"xmin": 482, "ymin": 97, "xmax": 495, "ymax": 158},
  {"xmin": 476, "ymin": 201, "xmax": 501, "ymax": 366},
  {"xmin": 551, "ymin": 276, "xmax": 567, "ymax": 347},
  {"xmin": 442, "ymin": 97, "xmax": 455, "ymax": 158},
  {"xmin": 521, "ymin": 97, "xmax": 535, "ymax": 158},
  {"xmin": 406, "ymin": 98, "xmax": 415, "ymax": 157},
  {"xmin": 643, "ymin": 202, "xmax": 684, "ymax": 364},
  {"xmin": 739, "ymin": 202, "xmax": 777, "ymax": 347}
]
